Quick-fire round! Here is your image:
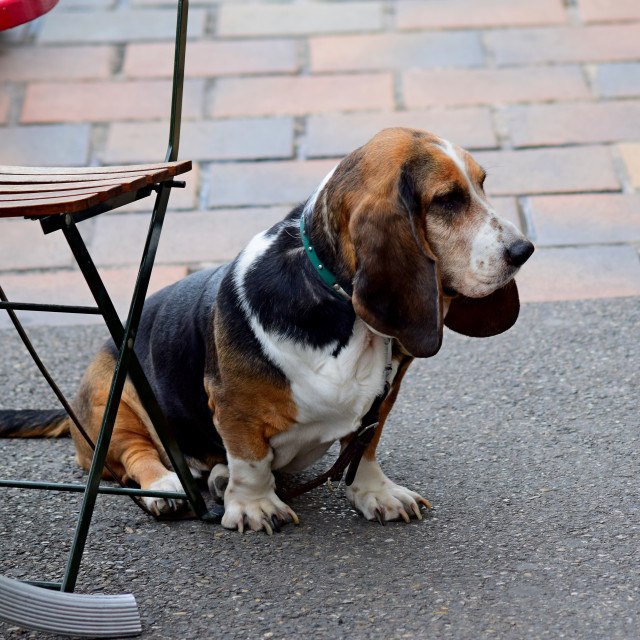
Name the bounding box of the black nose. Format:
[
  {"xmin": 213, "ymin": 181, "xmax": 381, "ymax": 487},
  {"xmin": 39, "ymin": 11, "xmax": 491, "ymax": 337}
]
[{"xmin": 505, "ymin": 239, "xmax": 534, "ymax": 267}]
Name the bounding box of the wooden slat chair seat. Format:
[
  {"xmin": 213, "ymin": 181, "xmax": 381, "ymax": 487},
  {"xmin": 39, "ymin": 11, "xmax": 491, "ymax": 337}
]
[{"xmin": 0, "ymin": 161, "xmax": 191, "ymax": 218}]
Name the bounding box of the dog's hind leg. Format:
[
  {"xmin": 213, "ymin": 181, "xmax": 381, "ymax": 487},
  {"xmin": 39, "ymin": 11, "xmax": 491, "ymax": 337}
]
[
  {"xmin": 108, "ymin": 404, "xmax": 186, "ymax": 515},
  {"xmin": 70, "ymin": 348, "xmax": 185, "ymax": 515}
]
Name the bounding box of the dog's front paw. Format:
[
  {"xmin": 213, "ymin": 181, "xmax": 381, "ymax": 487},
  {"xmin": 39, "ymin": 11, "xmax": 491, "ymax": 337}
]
[
  {"xmin": 222, "ymin": 492, "xmax": 299, "ymax": 534},
  {"xmin": 143, "ymin": 471, "xmax": 187, "ymax": 516},
  {"xmin": 346, "ymin": 458, "xmax": 431, "ymax": 525},
  {"xmin": 222, "ymin": 452, "xmax": 299, "ymax": 534},
  {"xmin": 347, "ymin": 482, "xmax": 431, "ymax": 524}
]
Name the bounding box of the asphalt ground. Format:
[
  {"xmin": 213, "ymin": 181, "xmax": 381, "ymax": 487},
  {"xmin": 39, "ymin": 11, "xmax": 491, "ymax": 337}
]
[{"xmin": 0, "ymin": 296, "xmax": 639, "ymax": 640}]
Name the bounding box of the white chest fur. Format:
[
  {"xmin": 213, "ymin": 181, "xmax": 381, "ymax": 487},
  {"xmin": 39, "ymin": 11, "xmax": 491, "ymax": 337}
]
[{"xmin": 267, "ymin": 319, "xmax": 390, "ymax": 471}]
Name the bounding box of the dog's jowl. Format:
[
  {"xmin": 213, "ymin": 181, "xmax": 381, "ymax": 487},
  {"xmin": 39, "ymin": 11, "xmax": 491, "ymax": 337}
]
[{"xmin": 0, "ymin": 128, "xmax": 534, "ymax": 533}]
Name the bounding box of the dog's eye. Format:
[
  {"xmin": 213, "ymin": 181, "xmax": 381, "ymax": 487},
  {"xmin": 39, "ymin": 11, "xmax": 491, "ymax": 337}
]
[{"xmin": 432, "ymin": 190, "xmax": 465, "ymax": 215}]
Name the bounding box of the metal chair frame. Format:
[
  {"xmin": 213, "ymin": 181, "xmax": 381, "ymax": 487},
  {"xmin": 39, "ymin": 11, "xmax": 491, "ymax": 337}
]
[{"xmin": 0, "ymin": 1, "xmax": 221, "ymax": 634}]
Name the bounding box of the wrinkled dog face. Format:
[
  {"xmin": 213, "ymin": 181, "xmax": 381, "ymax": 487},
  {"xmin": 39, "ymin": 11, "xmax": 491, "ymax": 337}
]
[
  {"xmin": 420, "ymin": 137, "xmax": 533, "ymax": 299},
  {"xmin": 319, "ymin": 127, "xmax": 533, "ymax": 306}
]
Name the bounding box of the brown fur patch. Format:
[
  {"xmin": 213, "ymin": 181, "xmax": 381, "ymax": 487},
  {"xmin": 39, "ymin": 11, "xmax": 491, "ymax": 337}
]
[{"xmin": 207, "ymin": 314, "xmax": 298, "ymax": 462}]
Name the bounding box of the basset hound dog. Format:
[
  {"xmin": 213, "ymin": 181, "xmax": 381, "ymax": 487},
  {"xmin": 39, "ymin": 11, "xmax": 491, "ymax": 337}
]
[{"xmin": 0, "ymin": 128, "xmax": 534, "ymax": 533}]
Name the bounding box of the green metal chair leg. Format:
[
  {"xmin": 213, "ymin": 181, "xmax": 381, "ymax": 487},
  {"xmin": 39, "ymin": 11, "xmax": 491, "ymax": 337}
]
[
  {"xmin": 59, "ymin": 194, "xmax": 167, "ymax": 592},
  {"xmin": 61, "ymin": 298, "xmax": 140, "ymax": 592},
  {"xmin": 58, "ymin": 187, "xmax": 220, "ymax": 591}
]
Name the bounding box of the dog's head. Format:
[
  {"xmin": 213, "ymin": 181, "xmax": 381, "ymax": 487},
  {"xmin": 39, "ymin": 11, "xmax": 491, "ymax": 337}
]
[{"xmin": 309, "ymin": 127, "xmax": 534, "ymax": 358}]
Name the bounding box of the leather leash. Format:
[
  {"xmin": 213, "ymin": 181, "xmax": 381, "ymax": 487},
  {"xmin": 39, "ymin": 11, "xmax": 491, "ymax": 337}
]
[{"xmin": 279, "ymin": 380, "xmax": 390, "ymax": 501}]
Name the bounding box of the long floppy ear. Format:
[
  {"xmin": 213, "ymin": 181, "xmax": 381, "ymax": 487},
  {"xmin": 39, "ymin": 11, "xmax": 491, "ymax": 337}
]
[
  {"xmin": 444, "ymin": 279, "xmax": 520, "ymax": 338},
  {"xmin": 350, "ymin": 169, "xmax": 443, "ymax": 358}
]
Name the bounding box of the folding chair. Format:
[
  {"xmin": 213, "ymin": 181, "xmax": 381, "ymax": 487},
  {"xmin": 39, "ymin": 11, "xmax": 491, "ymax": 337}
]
[{"xmin": 0, "ymin": 1, "xmax": 222, "ymax": 636}]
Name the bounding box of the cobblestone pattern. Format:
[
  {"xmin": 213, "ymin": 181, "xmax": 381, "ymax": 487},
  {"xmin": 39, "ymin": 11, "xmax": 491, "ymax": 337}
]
[{"xmin": 1, "ymin": 0, "xmax": 639, "ymax": 324}]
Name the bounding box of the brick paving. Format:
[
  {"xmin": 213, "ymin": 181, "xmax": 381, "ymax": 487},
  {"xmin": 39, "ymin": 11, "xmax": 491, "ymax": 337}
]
[
  {"xmin": 502, "ymin": 101, "xmax": 640, "ymax": 147},
  {"xmin": 1, "ymin": 0, "xmax": 639, "ymax": 328},
  {"xmin": 21, "ymin": 79, "xmax": 205, "ymax": 122},
  {"xmin": 216, "ymin": 2, "xmax": 384, "ymax": 36},
  {"xmin": 404, "ymin": 66, "xmax": 591, "ymax": 107},
  {"xmin": 0, "ymin": 123, "xmax": 91, "ymax": 165},
  {"xmin": 485, "ymin": 23, "xmax": 640, "ymax": 65},
  {"xmin": 395, "ymin": 0, "xmax": 568, "ymax": 29}
]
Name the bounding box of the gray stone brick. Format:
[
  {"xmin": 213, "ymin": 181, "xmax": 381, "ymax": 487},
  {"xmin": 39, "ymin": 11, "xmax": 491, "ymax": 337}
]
[
  {"xmin": 0, "ymin": 219, "xmax": 73, "ymax": 271},
  {"xmin": 503, "ymin": 100, "xmax": 640, "ymax": 147},
  {"xmin": 208, "ymin": 160, "xmax": 336, "ymax": 207},
  {"xmin": 529, "ymin": 193, "xmax": 640, "ymax": 245},
  {"xmin": 39, "ymin": 8, "xmax": 205, "ymax": 43},
  {"xmin": 304, "ymin": 109, "xmax": 496, "ymax": 158},
  {"xmin": 486, "ymin": 24, "xmax": 640, "ymax": 66},
  {"xmin": 104, "ymin": 118, "xmax": 294, "ymax": 164},
  {"xmin": 0, "ymin": 124, "xmax": 90, "ymax": 166},
  {"xmin": 596, "ymin": 62, "xmax": 640, "ymax": 98},
  {"xmin": 475, "ymin": 146, "xmax": 619, "ymax": 196},
  {"xmin": 217, "ymin": 2, "xmax": 383, "ymax": 37}
]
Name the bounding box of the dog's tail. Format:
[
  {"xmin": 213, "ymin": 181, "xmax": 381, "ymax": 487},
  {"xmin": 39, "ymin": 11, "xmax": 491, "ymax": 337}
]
[{"xmin": 0, "ymin": 409, "xmax": 70, "ymax": 437}]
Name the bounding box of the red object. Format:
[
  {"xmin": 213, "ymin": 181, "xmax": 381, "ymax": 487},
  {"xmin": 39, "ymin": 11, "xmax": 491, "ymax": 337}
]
[{"xmin": 0, "ymin": 0, "xmax": 59, "ymax": 31}]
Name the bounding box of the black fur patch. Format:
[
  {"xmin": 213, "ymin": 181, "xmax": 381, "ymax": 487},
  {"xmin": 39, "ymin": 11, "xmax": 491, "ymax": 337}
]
[
  {"xmin": 214, "ymin": 263, "xmax": 289, "ymax": 388},
  {"xmin": 242, "ymin": 209, "xmax": 356, "ymax": 354}
]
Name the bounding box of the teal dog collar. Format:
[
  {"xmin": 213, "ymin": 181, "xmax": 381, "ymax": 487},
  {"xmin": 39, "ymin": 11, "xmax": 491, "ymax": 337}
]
[{"xmin": 300, "ymin": 215, "xmax": 351, "ymax": 302}]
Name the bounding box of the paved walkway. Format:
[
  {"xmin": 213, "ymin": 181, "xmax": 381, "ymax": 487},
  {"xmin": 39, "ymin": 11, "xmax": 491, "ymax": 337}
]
[
  {"xmin": 1, "ymin": 0, "xmax": 640, "ymax": 326},
  {"xmin": 1, "ymin": 298, "xmax": 639, "ymax": 640}
]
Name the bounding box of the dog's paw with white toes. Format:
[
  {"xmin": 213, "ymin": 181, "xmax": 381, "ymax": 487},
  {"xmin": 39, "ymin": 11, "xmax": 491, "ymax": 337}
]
[
  {"xmin": 143, "ymin": 471, "xmax": 186, "ymax": 516},
  {"xmin": 346, "ymin": 458, "xmax": 431, "ymax": 525},
  {"xmin": 222, "ymin": 492, "xmax": 299, "ymax": 535},
  {"xmin": 347, "ymin": 482, "xmax": 431, "ymax": 524}
]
